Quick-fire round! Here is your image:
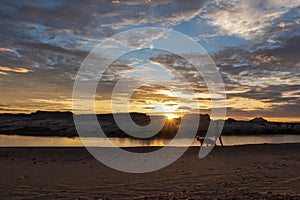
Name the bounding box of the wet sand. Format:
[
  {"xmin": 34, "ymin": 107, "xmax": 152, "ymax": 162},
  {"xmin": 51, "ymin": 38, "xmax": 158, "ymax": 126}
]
[{"xmin": 0, "ymin": 144, "xmax": 300, "ymax": 199}]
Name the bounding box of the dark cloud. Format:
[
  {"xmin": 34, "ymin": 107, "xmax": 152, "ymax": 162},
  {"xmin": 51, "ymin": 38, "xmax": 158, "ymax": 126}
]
[{"xmin": 228, "ymin": 85, "xmax": 300, "ymax": 103}]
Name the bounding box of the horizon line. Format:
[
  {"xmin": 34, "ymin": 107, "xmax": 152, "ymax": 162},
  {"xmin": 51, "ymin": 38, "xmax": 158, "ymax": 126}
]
[{"xmin": 1, "ymin": 110, "xmax": 300, "ymax": 123}]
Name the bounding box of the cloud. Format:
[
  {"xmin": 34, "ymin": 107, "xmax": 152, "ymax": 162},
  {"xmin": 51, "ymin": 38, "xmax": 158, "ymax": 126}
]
[
  {"xmin": 0, "ymin": 47, "xmax": 14, "ymax": 52},
  {"xmin": 0, "ymin": 66, "xmax": 31, "ymax": 74},
  {"xmin": 210, "ymin": 35, "xmax": 300, "ymax": 118},
  {"xmin": 0, "ymin": 0, "xmax": 298, "ymax": 120},
  {"xmin": 204, "ymin": 0, "xmax": 300, "ymax": 40},
  {"xmin": 0, "ymin": 0, "xmax": 207, "ymax": 46},
  {"xmin": 147, "ymin": 37, "xmax": 300, "ymax": 117}
]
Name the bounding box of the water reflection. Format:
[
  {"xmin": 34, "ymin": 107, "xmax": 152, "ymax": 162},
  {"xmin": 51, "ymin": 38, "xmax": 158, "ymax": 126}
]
[{"xmin": 0, "ymin": 135, "xmax": 300, "ymax": 147}]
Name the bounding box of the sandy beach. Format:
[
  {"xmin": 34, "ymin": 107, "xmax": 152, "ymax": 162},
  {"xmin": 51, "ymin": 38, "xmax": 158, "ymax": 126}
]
[{"xmin": 0, "ymin": 144, "xmax": 300, "ymax": 199}]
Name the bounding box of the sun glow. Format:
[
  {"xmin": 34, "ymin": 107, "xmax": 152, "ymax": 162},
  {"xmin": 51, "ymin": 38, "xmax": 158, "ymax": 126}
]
[{"xmin": 165, "ymin": 113, "xmax": 179, "ymax": 120}]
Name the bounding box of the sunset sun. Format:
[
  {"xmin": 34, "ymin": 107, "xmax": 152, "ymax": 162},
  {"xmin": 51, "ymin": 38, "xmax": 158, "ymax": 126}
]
[{"xmin": 165, "ymin": 113, "xmax": 179, "ymax": 120}]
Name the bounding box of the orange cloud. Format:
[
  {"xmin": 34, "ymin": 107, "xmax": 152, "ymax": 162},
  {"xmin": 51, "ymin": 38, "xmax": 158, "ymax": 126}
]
[
  {"xmin": 0, "ymin": 47, "xmax": 14, "ymax": 52},
  {"xmin": 279, "ymin": 22, "xmax": 286, "ymax": 28},
  {"xmin": 0, "ymin": 66, "xmax": 31, "ymax": 74}
]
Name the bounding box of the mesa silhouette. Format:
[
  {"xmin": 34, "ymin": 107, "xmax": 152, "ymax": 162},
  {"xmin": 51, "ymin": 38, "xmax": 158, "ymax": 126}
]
[{"xmin": 0, "ymin": 111, "xmax": 299, "ymax": 138}]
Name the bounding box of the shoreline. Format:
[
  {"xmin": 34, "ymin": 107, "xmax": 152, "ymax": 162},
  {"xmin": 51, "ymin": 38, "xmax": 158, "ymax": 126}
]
[
  {"xmin": 1, "ymin": 134, "xmax": 300, "ymax": 148},
  {"xmin": 0, "ymin": 142, "xmax": 300, "ymax": 148}
]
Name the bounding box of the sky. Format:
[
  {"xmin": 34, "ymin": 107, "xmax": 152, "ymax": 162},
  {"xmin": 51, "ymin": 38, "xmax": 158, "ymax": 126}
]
[{"xmin": 0, "ymin": 0, "xmax": 299, "ymax": 122}]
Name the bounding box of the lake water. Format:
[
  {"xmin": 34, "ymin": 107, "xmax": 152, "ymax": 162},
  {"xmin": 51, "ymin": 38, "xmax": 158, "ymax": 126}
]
[{"xmin": 1, "ymin": 134, "xmax": 300, "ymax": 147}]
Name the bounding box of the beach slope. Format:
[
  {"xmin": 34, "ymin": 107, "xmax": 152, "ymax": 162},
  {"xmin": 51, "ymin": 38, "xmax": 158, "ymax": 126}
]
[{"xmin": 0, "ymin": 144, "xmax": 300, "ymax": 199}]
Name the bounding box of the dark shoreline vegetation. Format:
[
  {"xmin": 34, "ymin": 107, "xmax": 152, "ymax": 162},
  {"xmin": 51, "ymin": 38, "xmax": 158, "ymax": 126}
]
[{"xmin": 0, "ymin": 111, "xmax": 299, "ymax": 138}]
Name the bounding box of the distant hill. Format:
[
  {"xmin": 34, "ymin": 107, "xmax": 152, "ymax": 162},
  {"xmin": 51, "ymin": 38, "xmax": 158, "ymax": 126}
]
[
  {"xmin": 0, "ymin": 111, "xmax": 299, "ymax": 137},
  {"xmin": 31, "ymin": 110, "xmax": 73, "ymax": 120},
  {"xmin": 249, "ymin": 117, "xmax": 268, "ymax": 123}
]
